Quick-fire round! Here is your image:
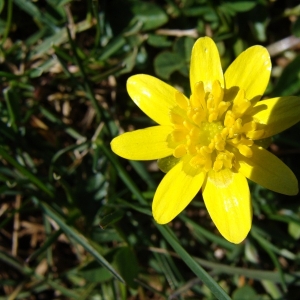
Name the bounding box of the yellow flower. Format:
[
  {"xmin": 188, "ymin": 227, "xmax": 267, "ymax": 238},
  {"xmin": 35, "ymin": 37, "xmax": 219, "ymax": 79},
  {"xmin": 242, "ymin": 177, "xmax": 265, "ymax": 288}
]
[{"xmin": 111, "ymin": 37, "xmax": 300, "ymax": 244}]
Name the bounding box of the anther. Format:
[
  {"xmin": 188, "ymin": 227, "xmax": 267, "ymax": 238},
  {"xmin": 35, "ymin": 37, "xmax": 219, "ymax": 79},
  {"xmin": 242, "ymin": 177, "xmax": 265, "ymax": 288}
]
[
  {"xmin": 238, "ymin": 145, "xmax": 253, "ymax": 157},
  {"xmin": 192, "ymin": 111, "xmax": 205, "ymax": 124},
  {"xmin": 232, "ymin": 89, "xmax": 251, "ymax": 116},
  {"xmin": 173, "ymin": 144, "xmax": 187, "ymax": 158},
  {"xmin": 213, "ymin": 160, "xmax": 223, "ymax": 172},
  {"xmin": 194, "ymin": 81, "xmax": 207, "ymax": 111},
  {"xmin": 224, "ymin": 111, "xmax": 235, "ymax": 127},
  {"xmin": 215, "ymin": 140, "xmax": 226, "ymax": 151},
  {"xmin": 234, "ymin": 119, "xmax": 243, "ymax": 130},
  {"xmin": 204, "ymin": 159, "xmax": 212, "ymax": 172},
  {"xmin": 221, "ymin": 128, "xmax": 229, "ymax": 138},
  {"xmin": 172, "ymin": 130, "xmax": 186, "ymax": 142},
  {"xmin": 242, "ymin": 121, "xmax": 256, "ymax": 132},
  {"xmin": 190, "ymin": 94, "xmax": 201, "ymax": 108},
  {"xmin": 217, "ymin": 101, "xmax": 231, "ymax": 119},
  {"xmin": 246, "ymin": 129, "xmax": 264, "ymax": 139},
  {"xmin": 211, "ymin": 80, "xmax": 224, "ymax": 106},
  {"xmin": 208, "ymin": 111, "xmax": 218, "ymax": 122}
]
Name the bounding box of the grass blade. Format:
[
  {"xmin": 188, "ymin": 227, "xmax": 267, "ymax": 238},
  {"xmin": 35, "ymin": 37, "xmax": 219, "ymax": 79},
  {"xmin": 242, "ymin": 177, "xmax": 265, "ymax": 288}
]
[
  {"xmin": 157, "ymin": 225, "xmax": 231, "ymax": 300},
  {"xmin": 37, "ymin": 200, "xmax": 124, "ymax": 283}
]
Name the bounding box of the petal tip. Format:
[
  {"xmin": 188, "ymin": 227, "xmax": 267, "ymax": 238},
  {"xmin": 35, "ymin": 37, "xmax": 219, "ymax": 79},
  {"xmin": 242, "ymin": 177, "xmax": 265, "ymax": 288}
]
[
  {"xmin": 110, "ymin": 137, "xmax": 118, "ymax": 154},
  {"xmin": 216, "ymin": 215, "xmax": 251, "ymax": 244},
  {"xmin": 152, "ymin": 208, "xmax": 172, "ymax": 225},
  {"xmin": 224, "ymin": 227, "xmax": 250, "ymax": 244},
  {"xmin": 288, "ymin": 183, "xmax": 298, "ymax": 196},
  {"xmin": 228, "ymin": 237, "xmax": 247, "ymax": 244}
]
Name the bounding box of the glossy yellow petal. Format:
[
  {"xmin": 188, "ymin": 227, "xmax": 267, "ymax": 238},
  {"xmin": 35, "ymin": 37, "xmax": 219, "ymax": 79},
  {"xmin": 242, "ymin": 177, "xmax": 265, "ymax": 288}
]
[
  {"xmin": 203, "ymin": 169, "xmax": 251, "ymax": 244},
  {"xmin": 251, "ymin": 96, "xmax": 300, "ymax": 138},
  {"xmin": 127, "ymin": 75, "xmax": 180, "ymax": 125},
  {"xmin": 190, "ymin": 37, "xmax": 224, "ymax": 93},
  {"xmin": 224, "ymin": 46, "xmax": 271, "ymax": 102},
  {"xmin": 153, "ymin": 158, "xmax": 206, "ymax": 224},
  {"xmin": 234, "ymin": 144, "xmax": 298, "ymax": 195},
  {"xmin": 111, "ymin": 126, "xmax": 173, "ymax": 160}
]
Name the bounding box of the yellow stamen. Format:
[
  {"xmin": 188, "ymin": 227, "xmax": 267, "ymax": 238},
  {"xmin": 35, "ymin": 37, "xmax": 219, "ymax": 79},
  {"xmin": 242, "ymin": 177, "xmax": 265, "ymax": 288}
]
[
  {"xmin": 194, "ymin": 81, "xmax": 206, "ymax": 111},
  {"xmin": 212, "ymin": 80, "xmax": 224, "ymax": 106},
  {"xmin": 173, "ymin": 144, "xmax": 187, "ymax": 158},
  {"xmin": 172, "ymin": 130, "xmax": 186, "ymax": 142},
  {"xmin": 238, "ymin": 145, "xmax": 253, "ymax": 157},
  {"xmin": 247, "ymin": 129, "xmax": 264, "ymax": 139},
  {"xmin": 169, "ymin": 80, "xmax": 264, "ymax": 172}
]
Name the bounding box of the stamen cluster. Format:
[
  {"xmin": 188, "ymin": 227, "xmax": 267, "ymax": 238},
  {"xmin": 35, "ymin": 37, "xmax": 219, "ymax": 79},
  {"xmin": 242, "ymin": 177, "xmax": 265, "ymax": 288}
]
[{"xmin": 169, "ymin": 80, "xmax": 265, "ymax": 172}]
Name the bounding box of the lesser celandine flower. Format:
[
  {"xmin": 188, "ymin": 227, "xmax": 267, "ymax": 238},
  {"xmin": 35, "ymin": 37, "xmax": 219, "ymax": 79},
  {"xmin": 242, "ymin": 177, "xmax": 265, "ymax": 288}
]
[{"xmin": 111, "ymin": 37, "xmax": 300, "ymax": 244}]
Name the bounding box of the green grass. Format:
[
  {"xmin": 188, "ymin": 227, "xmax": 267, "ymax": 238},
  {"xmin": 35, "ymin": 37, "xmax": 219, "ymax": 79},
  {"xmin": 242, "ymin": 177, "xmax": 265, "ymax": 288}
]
[{"xmin": 1, "ymin": 0, "xmax": 300, "ymax": 299}]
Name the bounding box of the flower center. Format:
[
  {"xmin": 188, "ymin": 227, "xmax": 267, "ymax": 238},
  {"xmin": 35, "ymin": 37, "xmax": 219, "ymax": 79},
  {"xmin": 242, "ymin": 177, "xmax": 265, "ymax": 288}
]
[
  {"xmin": 198, "ymin": 121, "xmax": 223, "ymax": 146},
  {"xmin": 168, "ymin": 80, "xmax": 264, "ymax": 172}
]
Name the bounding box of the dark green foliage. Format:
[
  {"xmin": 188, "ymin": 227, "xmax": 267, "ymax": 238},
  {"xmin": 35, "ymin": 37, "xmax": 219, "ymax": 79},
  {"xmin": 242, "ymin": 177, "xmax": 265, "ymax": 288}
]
[{"xmin": 1, "ymin": 0, "xmax": 300, "ymax": 299}]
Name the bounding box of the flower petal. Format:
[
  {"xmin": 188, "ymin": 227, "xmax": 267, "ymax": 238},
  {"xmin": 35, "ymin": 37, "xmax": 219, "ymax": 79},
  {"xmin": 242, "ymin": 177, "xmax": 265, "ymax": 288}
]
[
  {"xmin": 224, "ymin": 46, "xmax": 271, "ymax": 102},
  {"xmin": 251, "ymin": 96, "xmax": 300, "ymax": 138},
  {"xmin": 127, "ymin": 74, "xmax": 180, "ymax": 125},
  {"xmin": 190, "ymin": 37, "xmax": 224, "ymax": 93},
  {"xmin": 153, "ymin": 158, "xmax": 206, "ymax": 224},
  {"xmin": 234, "ymin": 144, "xmax": 298, "ymax": 195},
  {"xmin": 203, "ymin": 169, "xmax": 251, "ymax": 244},
  {"xmin": 111, "ymin": 126, "xmax": 173, "ymax": 160}
]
